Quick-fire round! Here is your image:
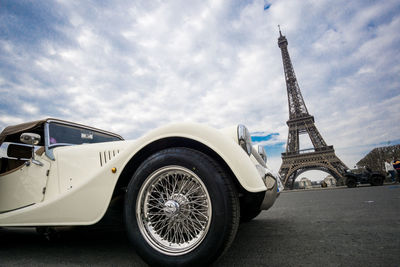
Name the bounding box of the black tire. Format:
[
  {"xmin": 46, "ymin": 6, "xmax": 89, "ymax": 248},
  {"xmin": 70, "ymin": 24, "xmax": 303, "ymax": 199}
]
[
  {"xmin": 124, "ymin": 148, "xmax": 240, "ymax": 267},
  {"xmin": 370, "ymin": 175, "xmax": 384, "ymax": 186},
  {"xmin": 346, "ymin": 177, "xmax": 357, "ymax": 188}
]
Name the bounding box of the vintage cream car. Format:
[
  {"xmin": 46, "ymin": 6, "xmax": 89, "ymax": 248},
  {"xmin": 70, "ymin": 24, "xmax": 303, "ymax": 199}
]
[{"xmin": 0, "ymin": 118, "xmax": 282, "ymax": 266}]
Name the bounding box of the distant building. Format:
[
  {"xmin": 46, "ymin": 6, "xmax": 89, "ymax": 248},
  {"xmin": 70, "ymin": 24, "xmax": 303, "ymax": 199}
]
[
  {"xmin": 324, "ymin": 175, "xmax": 336, "ymax": 187},
  {"xmin": 298, "ymin": 177, "xmax": 312, "ymax": 189}
]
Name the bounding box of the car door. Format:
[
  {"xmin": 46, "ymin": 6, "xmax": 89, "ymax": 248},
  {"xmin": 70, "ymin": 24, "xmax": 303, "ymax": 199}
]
[{"xmin": 0, "ymin": 145, "xmax": 50, "ymax": 213}]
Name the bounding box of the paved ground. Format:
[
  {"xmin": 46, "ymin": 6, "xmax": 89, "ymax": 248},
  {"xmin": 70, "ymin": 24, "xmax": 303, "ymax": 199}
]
[{"xmin": 1, "ymin": 185, "xmax": 399, "ymax": 266}]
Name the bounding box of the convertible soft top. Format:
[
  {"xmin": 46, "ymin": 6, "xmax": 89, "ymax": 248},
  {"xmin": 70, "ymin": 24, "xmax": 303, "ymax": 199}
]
[
  {"xmin": 0, "ymin": 119, "xmax": 46, "ymax": 145},
  {"xmin": 0, "ymin": 118, "xmax": 123, "ymax": 145}
]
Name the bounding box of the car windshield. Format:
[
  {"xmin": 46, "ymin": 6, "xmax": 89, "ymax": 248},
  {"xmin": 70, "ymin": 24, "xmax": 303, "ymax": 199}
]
[{"xmin": 48, "ymin": 122, "xmax": 121, "ymax": 146}]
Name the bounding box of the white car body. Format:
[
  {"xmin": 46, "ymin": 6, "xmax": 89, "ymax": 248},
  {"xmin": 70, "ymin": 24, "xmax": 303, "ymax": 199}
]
[{"xmin": 0, "ymin": 118, "xmax": 282, "ymax": 265}]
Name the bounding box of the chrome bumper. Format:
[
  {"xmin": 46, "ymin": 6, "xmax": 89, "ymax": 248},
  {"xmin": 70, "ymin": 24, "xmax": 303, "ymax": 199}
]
[
  {"xmin": 260, "ymin": 175, "xmax": 278, "ymax": 210},
  {"xmin": 251, "ymin": 151, "xmax": 284, "ymax": 211}
]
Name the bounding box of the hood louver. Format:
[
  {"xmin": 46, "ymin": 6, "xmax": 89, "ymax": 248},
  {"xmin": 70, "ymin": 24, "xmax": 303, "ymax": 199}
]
[{"xmin": 99, "ymin": 149, "xmax": 120, "ymax": 167}]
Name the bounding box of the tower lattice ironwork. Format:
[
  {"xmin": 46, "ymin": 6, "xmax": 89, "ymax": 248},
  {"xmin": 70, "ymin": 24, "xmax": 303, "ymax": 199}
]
[{"xmin": 277, "ymin": 28, "xmax": 348, "ymax": 188}]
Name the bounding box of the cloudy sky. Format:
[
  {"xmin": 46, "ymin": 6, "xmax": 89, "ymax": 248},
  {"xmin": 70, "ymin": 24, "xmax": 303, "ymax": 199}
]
[{"xmin": 1, "ymin": 0, "xmax": 399, "ymax": 178}]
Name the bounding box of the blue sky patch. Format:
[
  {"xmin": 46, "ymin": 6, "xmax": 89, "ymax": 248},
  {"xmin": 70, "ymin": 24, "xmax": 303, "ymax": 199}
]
[
  {"xmin": 251, "ymin": 132, "xmax": 279, "ymax": 142},
  {"xmin": 0, "ymin": 1, "xmax": 66, "ymax": 46},
  {"xmin": 251, "ymin": 132, "xmax": 284, "ymax": 157}
]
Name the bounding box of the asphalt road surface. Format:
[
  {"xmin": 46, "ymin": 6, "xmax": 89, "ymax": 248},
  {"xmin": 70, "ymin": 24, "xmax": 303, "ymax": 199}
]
[{"xmin": 1, "ymin": 185, "xmax": 399, "ymax": 266}]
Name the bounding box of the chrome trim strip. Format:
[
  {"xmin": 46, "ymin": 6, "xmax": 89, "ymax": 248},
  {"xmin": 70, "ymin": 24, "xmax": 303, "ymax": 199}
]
[{"xmin": 44, "ymin": 122, "xmax": 55, "ymax": 161}]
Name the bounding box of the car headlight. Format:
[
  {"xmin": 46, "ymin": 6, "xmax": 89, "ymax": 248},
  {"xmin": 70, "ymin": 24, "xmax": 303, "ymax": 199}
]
[
  {"xmin": 257, "ymin": 145, "xmax": 267, "ymax": 163},
  {"xmin": 237, "ymin": 124, "xmax": 252, "ymax": 156}
]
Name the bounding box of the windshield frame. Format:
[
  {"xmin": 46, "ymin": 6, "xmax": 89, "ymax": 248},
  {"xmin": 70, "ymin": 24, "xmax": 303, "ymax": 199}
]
[{"xmin": 44, "ymin": 120, "xmax": 123, "ymax": 160}]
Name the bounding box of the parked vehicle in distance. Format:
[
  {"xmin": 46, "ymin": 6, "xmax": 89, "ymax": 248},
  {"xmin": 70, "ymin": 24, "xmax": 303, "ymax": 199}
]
[
  {"xmin": 0, "ymin": 118, "xmax": 283, "ymax": 266},
  {"xmin": 344, "ymin": 167, "xmax": 385, "ymax": 188}
]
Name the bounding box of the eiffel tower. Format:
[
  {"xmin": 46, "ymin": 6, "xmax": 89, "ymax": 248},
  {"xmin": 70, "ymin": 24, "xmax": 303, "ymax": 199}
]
[{"xmin": 277, "ymin": 28, "xmax": 348, "ymax": 189}]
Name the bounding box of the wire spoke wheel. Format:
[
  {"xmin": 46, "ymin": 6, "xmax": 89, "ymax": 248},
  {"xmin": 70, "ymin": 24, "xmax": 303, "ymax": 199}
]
[
  {"xmin": 136, "ymin": 166, "xmax": 212, "ymax": 256},
  {"xmin": 125, "ymin": 148, "xmax": 240, "ymax": 266}
]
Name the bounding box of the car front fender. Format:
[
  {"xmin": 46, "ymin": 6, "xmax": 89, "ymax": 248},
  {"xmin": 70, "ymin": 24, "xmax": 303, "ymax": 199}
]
[{"xmin": 119, "ymin": 123, "xmax": 267, "ymax": 193}]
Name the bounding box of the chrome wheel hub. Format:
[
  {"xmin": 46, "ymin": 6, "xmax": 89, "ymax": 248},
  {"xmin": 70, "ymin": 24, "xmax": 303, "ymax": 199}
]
[
  {"xmin": 136, "ymin": 166, "xmax": 212, "ymax": 256},
  {"xmin": 163, "ymin": 200, "xmax": 180, "ymax": 217}
]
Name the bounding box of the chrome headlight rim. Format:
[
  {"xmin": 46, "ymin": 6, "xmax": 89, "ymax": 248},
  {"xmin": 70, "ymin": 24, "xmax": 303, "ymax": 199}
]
[
  {"xmin": 257, "ymin": 145, "xmax": 268, "ymax": 163},
  {"xmin": 237, "ymin": 124, "xmax": 252, "ymax": 156}
]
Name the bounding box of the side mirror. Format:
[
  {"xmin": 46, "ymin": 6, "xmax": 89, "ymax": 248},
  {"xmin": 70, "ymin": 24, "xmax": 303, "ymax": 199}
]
[
  {"xmin": 20, "ymin": 133, "xmax": 41, "ymax": 146},
  {"xmin": 19, "ymin": 133, "xmax": 43, "ymax": 166}
]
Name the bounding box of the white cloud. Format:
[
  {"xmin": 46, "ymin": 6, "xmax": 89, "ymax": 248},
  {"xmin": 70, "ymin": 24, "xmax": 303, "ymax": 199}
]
[
  {"xmin": 21, "ymin": 103, "xmax": 39, "ymax": 115},
  {"xmin": 0, "ymin": 0, "xmax": 399, "ymax": 174}
]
